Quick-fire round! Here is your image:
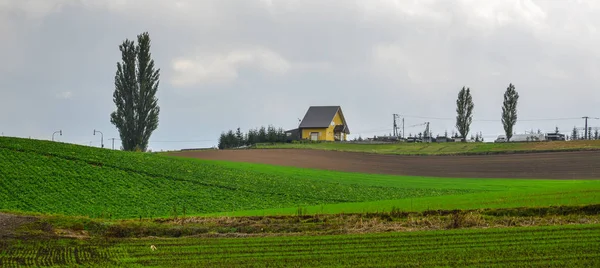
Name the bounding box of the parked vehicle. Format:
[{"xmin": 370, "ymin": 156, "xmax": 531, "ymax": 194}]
[{"xmin": 494, "ymin": 133, "xmax": 546, "ymax": 143}]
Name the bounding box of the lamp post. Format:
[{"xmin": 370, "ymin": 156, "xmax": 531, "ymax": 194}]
[
  {"xmin": 52, "ymin": 130, "xmax": 62, "ymax": 141},
  {"xmin": 93, "ymin": 129, "xmax": 104, "ymax": 148}
]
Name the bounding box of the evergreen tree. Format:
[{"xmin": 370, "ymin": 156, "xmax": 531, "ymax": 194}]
[
  {"xmin": 235, "ymin": 127, "xmax": 244, "ymax": 147},
  {"xmin": 555, "ymin": 126, "xmax": 559, "ymax": 134},
  {"xmin": 218, "ymin": 132, "xmax": 226, "ymax": 149},
  {"xmin": 501, "ymin": 83, "xmax": 519, "ymax": 142},
  {"xmin": 252, "ymin": 128, "xmax": 261, "ymax": 144},
  {"xmin": 226, "ymin": 130, "xmax": 236, "ymax": 148},
  {"xmin": 110, "ymin": 32, "xmax": 160, "ymax": 152},
  {"xmin": 571, "ymin": 127, "xmax": 578, "ymax": 140},
  {"xmin": 594, "ymin": 129, "xmax": 599, "ymax": 140},
  {"xmin": 588, "ymin": 127, "xmax": 592, "ymax": 140},
  {"xmin": 455, "ymin": 86, "xmax": 474, "ymax": 142},
  {"xmin": 258, "ymin": 126, "xmax": 267, "ymax": 143},
  {"xmin": 277, "ymin": 127, "xmax": 286, "ymax": 142},
  {"xmin": 266, "ymin": 125, "xmax": 277, "ymax": 143},
  {"xmin": 245, "ymin": 129, "xmax": 252, "ymax": 146}
]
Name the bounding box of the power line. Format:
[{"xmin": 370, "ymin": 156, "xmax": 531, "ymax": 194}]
[
  {"xmin": 353, "ymin": 128, "xmax": 395, "ymax": 135},
  {"xmin": 148, "ymin": 139, "xmax": 215, "ymax": 143},
  {"xmin": 399, "ymin": 115, "xmax": 583, "ymax": 122}
]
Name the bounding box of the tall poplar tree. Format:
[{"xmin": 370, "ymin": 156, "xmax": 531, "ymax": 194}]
[
  {"xmin": 501, "ymin": 83, "xmax": 519, "ymax": 142},
  {"xmin": 455, "ymin": 86, "xmax": 474, "ymax": 142},
  {"xmin": 110, "ymin": 32, "xmax": 160, "ymax": 151}
]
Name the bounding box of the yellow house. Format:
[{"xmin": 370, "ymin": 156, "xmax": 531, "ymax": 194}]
[{"xmin": 296, "ymin": 106, "xmax": 350, "ymax": 141}]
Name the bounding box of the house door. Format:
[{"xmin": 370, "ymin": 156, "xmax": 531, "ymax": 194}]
[{"xmin": 310, "ymin": 132, "xmax": 318, "ymax": 141}]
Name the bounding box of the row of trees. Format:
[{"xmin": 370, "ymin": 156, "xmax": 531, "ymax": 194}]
[
  {"xmin": 455, "ymin": 83, "xmax": 519, "ymax": 142},
  {"xmin": 218, "ymin": 125, "xmax": 288, "ymax": 149},
  {"xmin": 571, "ymin": 127, "xmax": 600, "ymax": 140}
]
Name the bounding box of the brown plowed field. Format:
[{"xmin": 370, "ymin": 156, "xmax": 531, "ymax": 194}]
[{"xmin": 169, "ymin": 149, "xmax": 600, "ymax": 179}]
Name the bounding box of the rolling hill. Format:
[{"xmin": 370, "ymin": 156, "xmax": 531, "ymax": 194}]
[{"xmin": 1, "ymin": 137, "xmax": 599, "ymax": 219}]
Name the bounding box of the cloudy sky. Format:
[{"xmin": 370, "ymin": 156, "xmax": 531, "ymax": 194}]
[{"xmin": 2, "ymin": 0, "xmax": 600, "ymax": 150}]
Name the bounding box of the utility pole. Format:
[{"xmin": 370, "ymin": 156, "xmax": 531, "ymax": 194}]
[
  {"xmin": 424, "ymin": 122, "xmax": 430, "ymax": 142},
  {"xmin": 402, "ymin": 118, "xmax": 405, "ymax": 139},
  {"xmin": 582, "ymin": 116, "xmax": 600, "ymax": 140},
  {"xmin": 110, "ymin": 138, "xmax": 116, "ymax": 150},
  {"xmin": 393, "ymin": 114, "xmax": 399, "ymax": 137}
]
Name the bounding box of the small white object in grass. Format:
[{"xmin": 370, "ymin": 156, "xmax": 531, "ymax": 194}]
[{"xmin": 151, "ymin": 245, "xmax": 157, "ymax": 251}]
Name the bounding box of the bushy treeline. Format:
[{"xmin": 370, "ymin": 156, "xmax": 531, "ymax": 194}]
[{"xmin": 218, "ymin": 125, "xmax": 288, "ymax": 149}]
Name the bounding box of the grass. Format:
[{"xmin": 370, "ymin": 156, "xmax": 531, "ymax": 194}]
[
  {"xmin": 254, "ymin": 140, "xmax": 600, "ymax": 155},
  {"xmin": 1, "ymin": 224, "xmax": 599, "ymax": 267},
  {"xmin": 18, "ymin": 204, "xmax": 596, "ymax": 239},
  {"xmin": 203, "ymin": 159, "xmax": 600, "ymax": 217},
  {"xmin": 0, "ymin": 137, "xmax": 472, "ymax": 219},
  {"xmin": 1, "ymin": 136, "xmax": 600, "ymax": 219},
  {"xmin": 2, "ymin": 137, "xmax": 600, "ymax": 267}
]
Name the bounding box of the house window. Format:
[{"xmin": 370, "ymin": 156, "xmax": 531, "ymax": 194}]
[{"xmin": 310, "ymin": 132, "xmax": 319, "ymax": 141}]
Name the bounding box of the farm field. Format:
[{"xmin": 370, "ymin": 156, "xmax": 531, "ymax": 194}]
[
  {"xmin": 2, "ymin": 137, "xmax": 600, "ymax": 219},
  {"xmin": 254, "ymin": 139, "xmax": 600, "ymax": 155},
  {"xmin": 1, "ymin": 137, "xmax": 600, "ymax": 267},
  {"xmin": 0, "ymin": 137, "xmax": 475, "ymax": 218},
  {"xmin": 1, "ymin": 224, "xmax": 599, "ymax": 267},
  {"xmin": 170, "ymin": 148, "xmax": 600, "ymax": 179}
]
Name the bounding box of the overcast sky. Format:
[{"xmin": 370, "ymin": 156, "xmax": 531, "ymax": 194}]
[{"xmin": 2, "ymin": 0, "xmax": 600, "ymax": 150}]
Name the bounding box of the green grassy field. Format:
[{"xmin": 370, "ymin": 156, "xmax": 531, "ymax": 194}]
[
  {"xmin": 254, "ymin": 140, "xmax": 600, "ymax": 155},
  {"xmin": 1, "ymin": 137, "xmax": 600, "ymax": 219},
  {"xmin": 1, "ymin": 224, "xmax": 599, "ymax": 267},
  {"xmin": 2, "ymin": 137, "xmax": 600, "ymax": 267}
]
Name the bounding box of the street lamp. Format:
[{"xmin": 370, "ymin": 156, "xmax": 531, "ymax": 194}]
[
  {"xmin": 52, "ymin": 130, "xmax": 62, "ymax": 141},
  {"xmin": 93, "ymin": 129, "xmax": 104, "ymax": 148}
]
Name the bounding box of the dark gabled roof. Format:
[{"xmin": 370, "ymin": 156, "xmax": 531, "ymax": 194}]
[{"xmin": 298, "ymin": 106, "xmax": 350, "ymax": 133}]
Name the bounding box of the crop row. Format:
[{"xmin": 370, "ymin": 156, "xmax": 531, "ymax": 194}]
[
  {"xmin": 1, "ymin": 224, "xmax": 598, "ymax": 267},
  {"xmin": 108, "ymin": 224, "xmax": 600, "ymax": 267},
  {"xmin": 0, "ymin": 138, "xmax": 477, "ymax": 218},
  {"xmin": 0, "ymin": 239, "xmax": 125, "ymax": 267}
]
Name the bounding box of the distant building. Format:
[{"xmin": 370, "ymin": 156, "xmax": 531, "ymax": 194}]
[
  {"xmin": 436, "ymin": 136, "xmax": 451, "ymax": 143},
  {"xmin": 287, "ymin": 106, "xmax": 350, "ymax": 141},
  {"xmin": 546, "ymin": 132, "xmax": 566, "ymax": 141},
  {"xmin": 284, "ymin": 128, "xmax": 301, "ymax": 142}
]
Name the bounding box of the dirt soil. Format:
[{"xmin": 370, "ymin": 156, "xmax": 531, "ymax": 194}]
[
  {"xmin": 0, "ymin": 213, "xmax": 37, "ymax": 238},
  {"xmin": 170, "ymin": 149, "xmax": 600, "ymax": 179}
]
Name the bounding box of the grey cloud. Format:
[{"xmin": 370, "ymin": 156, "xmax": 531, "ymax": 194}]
[{"xmin": 2, "ymin": 0, "xmax": 600, "ymax": 150}]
